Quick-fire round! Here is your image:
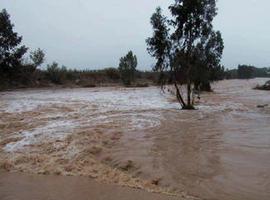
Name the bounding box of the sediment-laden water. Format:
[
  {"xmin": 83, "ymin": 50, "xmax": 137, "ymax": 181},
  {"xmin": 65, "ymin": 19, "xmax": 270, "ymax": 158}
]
[{"xmin": 0, "ymin": 79, "xmax": 269, "ymax": 200}]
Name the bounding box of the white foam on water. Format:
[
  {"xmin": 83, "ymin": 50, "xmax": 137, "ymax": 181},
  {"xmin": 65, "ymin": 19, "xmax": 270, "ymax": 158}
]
[
  {"xmin": 1, "ymin": 87, "xmax": 180, "ymax": 152},
  {"xmin": 0, "ymin": 87, "xmax": 179, "ymax": 113},
  {"xmin": 3, "ymin": 80, "xmax": 268, "ymax": 153},
  {"xmin": 4, "ymin": 120, "xmax": 78, "ymax": 152}
]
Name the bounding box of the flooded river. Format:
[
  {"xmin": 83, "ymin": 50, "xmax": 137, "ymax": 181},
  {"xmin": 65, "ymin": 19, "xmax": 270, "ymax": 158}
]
[{"xmin": 0, "ymin": 79, "xmax": 269, "ymax": 199}]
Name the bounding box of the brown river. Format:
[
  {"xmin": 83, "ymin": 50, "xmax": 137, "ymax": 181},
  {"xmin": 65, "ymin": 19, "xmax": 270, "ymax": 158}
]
[{"xmin": 0, "ymin": 79, "xmax": 269, "ymax": 200}]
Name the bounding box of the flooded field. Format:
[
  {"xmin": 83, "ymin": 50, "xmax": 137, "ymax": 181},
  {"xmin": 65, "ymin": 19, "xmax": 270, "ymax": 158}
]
[{"xmin": 0, "ymin": 79, "xmax": 270, "ymax": 200}]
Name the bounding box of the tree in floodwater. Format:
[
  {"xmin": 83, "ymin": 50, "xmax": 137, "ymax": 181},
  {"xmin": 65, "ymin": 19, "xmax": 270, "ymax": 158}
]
[
  {"xmin": 146, "ymin": 0, "xmax": 224, "ymax": 109},
  {"xmin": 0, "ymin": 9, "xmax": 28, "ymax": 82},
  {"xmin": 118, "ymin": 51, "xmax": 137, "ymax": 86}
]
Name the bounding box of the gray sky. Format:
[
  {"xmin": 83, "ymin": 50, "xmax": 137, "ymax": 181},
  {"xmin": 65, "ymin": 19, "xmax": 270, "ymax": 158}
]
[{"xmin": 1, "ymin": 0, "xmax": 270, "ymax": 70}]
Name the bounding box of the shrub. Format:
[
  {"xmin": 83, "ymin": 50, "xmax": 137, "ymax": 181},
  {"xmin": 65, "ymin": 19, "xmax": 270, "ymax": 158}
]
[
  {"xmin": 104, "ymin": 68, "xmax": 120, "ymax": 80},
  {"xmin": 46, "ymin": 62, "xmax": 66, "ymax": 84}
]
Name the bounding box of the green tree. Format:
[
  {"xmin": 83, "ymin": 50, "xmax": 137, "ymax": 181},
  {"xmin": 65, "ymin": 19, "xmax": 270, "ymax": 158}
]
[
  {"xmin": 192, "ymin": 31, "xmax": 224, "ymax": 91},
  {"xmin": 0, "ymin": 9, "xmax": 28, "ymax": 81},
  {"xmin": 146, "ymin": 7, "xmax": 172, "ymax": 87},
  {"xmin": 30, "ymin": 48, "xmax": 45, "ymax": 68},
  {"xmin": 146, "ymin": 7, "xmax": 171, "ymax": 73},
  {"xmin": 147, "ymin": 0, "xmax": 223, "ymax": 109},
  {"xmin": 46, "ymin": 62, "xmax": 62, "ymax": 84},
  {"xmin": 118, "ymin": 51, "xmax": 137, "ymax": 86},
  {"xmin": 237, "ymin": 65, "xmax": 254, "ymax": 79}
]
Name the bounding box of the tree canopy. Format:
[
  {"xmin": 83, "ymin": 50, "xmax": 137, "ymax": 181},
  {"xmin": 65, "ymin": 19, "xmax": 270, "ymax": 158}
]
[
  {"xmin": 147, "ymin": 0, "xmax": 224, "ymax": 109},
  {"xmin": 0, "ymin": 9, "xmax": 28, "ymax": 77},
  {"xmin": 30, "ymin": 48, "xmax": 45, "ymax": 68},
  {"xmin": 118, "ymin": 51, "xmax": 137, "ymax": 86}
]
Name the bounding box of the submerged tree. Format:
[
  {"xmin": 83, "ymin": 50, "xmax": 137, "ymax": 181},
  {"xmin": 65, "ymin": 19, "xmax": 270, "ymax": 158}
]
[
  {"xmin": 0, "ymin": 9, "xmax": 28, "ymax": 81},
  {"xmin": 118, "ymin": 51, "xmax": 137, "ymax": 86},
  {"xmin": 147, "ymin": 0, "xmax": 224, "ymax": 109}
]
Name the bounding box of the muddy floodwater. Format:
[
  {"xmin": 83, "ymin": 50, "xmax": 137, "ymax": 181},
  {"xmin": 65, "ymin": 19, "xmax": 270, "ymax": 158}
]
[{"xmin": 0, "ymin": 79, "xmax": 270, "ymax": 200}]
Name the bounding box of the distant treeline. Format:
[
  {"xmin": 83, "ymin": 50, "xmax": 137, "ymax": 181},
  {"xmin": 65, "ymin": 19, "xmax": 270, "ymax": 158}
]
[
  {"xmin": 0, "ymin": 9, "xmax": 159, "ymax": 90},
  {"xmin": 225, "ymin": 65, "xmax": 270, "ymax": 79},
  {"xmin": 1, "ymin": 8, "xmax": 270, "ymax": 91},
  {"xmin": 0, "ymin": 8, "xmax": 224, "ymax": 91},
  {"xmin": 0, "ymin": 62, "xmax": 160, "ymax": 90}
]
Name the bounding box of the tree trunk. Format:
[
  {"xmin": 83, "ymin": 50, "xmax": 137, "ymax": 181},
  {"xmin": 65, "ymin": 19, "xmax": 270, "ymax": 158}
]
[
  {"xmin": 183, "ymin": 78, "xmax": 195, "ymax": 110},
  {"xmin": 187, "ymin": 79, "xmax": 191, "ymax": 106},
  {"xmin": 174, "ymin": 82, "xmax": 186, "ymax": 108},
  {"xmin": 184, "ymin": 62, "xmax": 195, "ymax": 110}
]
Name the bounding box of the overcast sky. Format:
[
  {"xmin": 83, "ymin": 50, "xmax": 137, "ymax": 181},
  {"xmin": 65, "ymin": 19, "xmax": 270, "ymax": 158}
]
[{"xmin": 1, "ymin": 0, "xmax": 270, "ymax": 70}]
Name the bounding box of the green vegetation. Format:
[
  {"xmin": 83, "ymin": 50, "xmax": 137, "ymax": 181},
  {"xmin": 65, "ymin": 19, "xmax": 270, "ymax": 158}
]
[
  {"xmin": 0, "ymin": 9, "xmax": 158, "ymax": 90},
  {"xmin": 146, "ymin": 0, "xmax": 224, "ymax": 109},
  {"xmin": 1, "ymin": 6, "xmax": 269, "ymax": 99},
  {"xmin": 0, "ymin": 9, "xmax": 28, "ymax": 88},
  {"xmin": 46, "ymin": 62, "xmax": 65, "ymax": 84},
  {"xmin": 225, "ymin": 65, "xmax": 270, "ymax": 79},
  {"xmin": 118, "ymin": 51, "xmax": 137, "ymax": 86},
  {"xmin": 30, "ymin": 48, "xmax": 45, "ymax": 68}
]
